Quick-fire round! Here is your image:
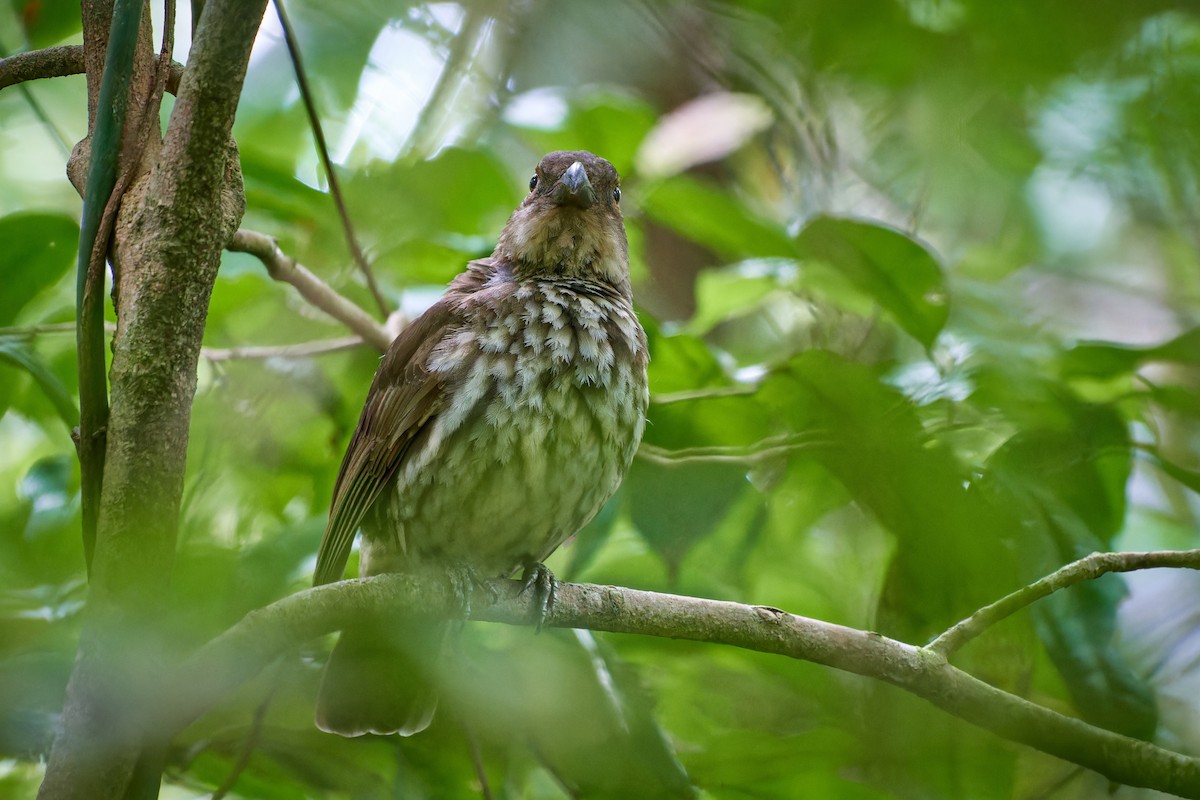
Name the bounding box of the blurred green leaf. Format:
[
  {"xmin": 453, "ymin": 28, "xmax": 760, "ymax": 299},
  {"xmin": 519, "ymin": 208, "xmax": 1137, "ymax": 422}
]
[
  {"xmin": 1062, "ymin": 328, "xmax": 1200, "ymax": 378},
  {"xmin": 11, "ymin": 0, "xmax": 82, "ymax": 47},
  {"xmin": 0, "ymin": 212, "xmax": 78, "ymax": 326},
  {"xmin": 1143, "ymin": 449, "xmax": 1200, "ymax": 495},
  {"xmin": 519, "ymin": 91, "xmax": 658, "ymax": 174},
  {"xmin": 983, "ymin": 403, "xmax": 1154, "ymax": 738},
  {"xmin": 794, "ymin": 216, "xmax": 948, "ymax": 348},
  {"xmin": 0, "ymin": 336, "xmax": 78, "ymax": 428},
  {"xmin": 638, "ymin": 174, "xmax": 795, "ymax": 262},
  {"xmin": 1034, "ymin": 575, "xmax": 1158, "ymax": 739},
  {"xmin": 17, "ymin": 455, "xmax": 76, "ymax": 541},
  {"xmin": 627, "ymin": 459, "xmax": 749, "ymax": 578},
  {"xmin": 644, "ymin": 326, "xmax": 730, "ymax": 395},
  {"xmin": 761, "ymin": 351, "xmax": 1016, "ymax": 636}
]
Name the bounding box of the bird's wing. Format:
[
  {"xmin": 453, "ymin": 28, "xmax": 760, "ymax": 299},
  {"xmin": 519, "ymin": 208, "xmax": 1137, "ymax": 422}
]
[{"xmin": 313, "ymin": 300, "xmax": 461, "ymax": 586}]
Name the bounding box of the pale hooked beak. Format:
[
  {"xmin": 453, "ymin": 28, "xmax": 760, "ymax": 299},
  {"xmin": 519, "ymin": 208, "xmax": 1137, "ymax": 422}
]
[{"xmin": 551, "ymin": 161, "xmax": 596, "ymax": 209}]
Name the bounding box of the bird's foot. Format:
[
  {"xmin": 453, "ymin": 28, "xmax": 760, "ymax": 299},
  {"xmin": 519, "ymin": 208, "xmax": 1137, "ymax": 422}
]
[
  {"xmin": 518, "ymin": 561, "xmax": 558, "ymax": 632},
  {"xmin": 445, "ymin": 563, "xmax": 492, "ymax": 619}
]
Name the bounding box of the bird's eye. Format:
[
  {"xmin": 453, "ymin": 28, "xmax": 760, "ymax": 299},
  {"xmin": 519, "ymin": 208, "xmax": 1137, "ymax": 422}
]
[
  {"xmin": 613, "ymin": 186, "xmax": 621, "ymax": 203},
  {"xmin": 529, "ymin": 175, "xmax": 538, "ymax": 192}
]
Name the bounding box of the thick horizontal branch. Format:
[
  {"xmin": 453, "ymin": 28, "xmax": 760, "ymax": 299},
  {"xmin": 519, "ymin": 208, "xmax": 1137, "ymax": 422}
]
[
  {"xmin": 227, "ymin": 229, "xmax": 392, "ymax": 351},
  {"xmin": 163, "ymin": 574, "xmax": 1200, "ymax": 798},
  {"xmin": 0, "ymin": 44, "xmax": 182, "ymax": 93},
  {"xmin": 930, "ymin": 549, "xmax": 1200, "ymax": 656}
]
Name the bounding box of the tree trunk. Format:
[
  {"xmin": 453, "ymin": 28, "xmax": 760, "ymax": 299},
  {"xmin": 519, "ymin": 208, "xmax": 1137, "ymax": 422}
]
[{"xmin": 38, "ymin": 0, "xmax": 267, "ymax": 797}]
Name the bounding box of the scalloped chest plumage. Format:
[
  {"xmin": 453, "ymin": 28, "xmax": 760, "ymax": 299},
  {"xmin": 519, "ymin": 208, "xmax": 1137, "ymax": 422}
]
[{"xmin": 360, "ymin": 278, "xmax": 648, "ymax": 577}]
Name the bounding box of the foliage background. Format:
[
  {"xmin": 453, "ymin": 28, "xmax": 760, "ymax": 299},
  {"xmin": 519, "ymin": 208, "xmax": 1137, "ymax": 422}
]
[{"xmin": 3, "ymin": 0, "xmax": 1200, "ymax": 797}]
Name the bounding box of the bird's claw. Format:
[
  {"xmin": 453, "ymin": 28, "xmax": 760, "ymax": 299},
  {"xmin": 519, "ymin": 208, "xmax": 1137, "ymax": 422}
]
[
  {"xmin": 445, "ymin": 563, "xmax": 488, "ymax": 619},
  {"xmin": 518, "ymin": 561, "xmax": 558, "ymax": 632}
]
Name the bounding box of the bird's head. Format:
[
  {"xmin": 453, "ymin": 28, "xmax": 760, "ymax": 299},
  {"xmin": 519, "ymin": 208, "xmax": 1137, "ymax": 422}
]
[{"xmin": 495, "ymin": 151, "xmax": 628, "ymax": 289}]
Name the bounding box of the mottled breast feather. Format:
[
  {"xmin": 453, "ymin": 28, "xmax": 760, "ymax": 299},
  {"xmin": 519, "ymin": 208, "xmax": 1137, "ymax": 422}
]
[{"xmin": 361, "ymin": 268, "xmax": 648, "ymax": 577}]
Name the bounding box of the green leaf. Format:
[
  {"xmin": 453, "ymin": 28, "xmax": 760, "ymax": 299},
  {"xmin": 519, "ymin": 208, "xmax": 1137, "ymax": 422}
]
[
  {"xmin": 519, "ymin": 91, "xmax": 659, "ymax": 174},
  {"xmin": 982, "ymin": 404, "xmax": 1154, "ymax": 738},
  {"xmin": 688, "ymin": 261, "xmax": 783, "ymax": 335},
  {"xmin": 1143, "ymin": 449, "xmax": 1200, "ymax": 495},
  {"xmin": 1033, "ymin": 575, "xmax": 1157, "ymax": 740},
  {"xmin": 627, "ymin": 459, "xmax": 748, "ymax": 578},
  {"xmin": 346, "ymin": 147, "xmax": 512, "ymax": 282},
  {"xmin": 761, "ymin": 351, "xmax": 1017, "ymax": 637},
  {"xmin": 18, "ymin": 455, "xmax": 76, "ymax": 541},
  {"xmin": 0, "ymin": 213, "xmax": 78, "ymax": 326},
  {"xmin": 13, "ymin": 0, "xmax": 83, "ymax": 47},
  {"xmin": 0, "ymin": 336, "xmax": 78, "ymax": 428},
  {"xmin": 794, "ymin": 216, "xmax": 948, "ymax": 348},
  {"xmin": 638, "ymin": 174, "xmax": 795, "ymax": 261},
  {"xmin": 1062, "ymin": 328, "xmax": 1200, "ymax": 378},
  {"xmin": 645, "ymin": 326, "xmax": 730, "ymax": 395}
]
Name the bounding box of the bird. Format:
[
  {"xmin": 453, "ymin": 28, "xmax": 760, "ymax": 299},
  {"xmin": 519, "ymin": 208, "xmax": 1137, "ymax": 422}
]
[{"xmin": 312, "ymin": 150, "xmax": 649, "ymax": 737}]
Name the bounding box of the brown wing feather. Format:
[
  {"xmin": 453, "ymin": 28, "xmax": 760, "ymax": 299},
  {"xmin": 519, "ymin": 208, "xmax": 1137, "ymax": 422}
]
[{"xmin": 313, "ymin": 301, "xmax": 458, "ymax": 586}]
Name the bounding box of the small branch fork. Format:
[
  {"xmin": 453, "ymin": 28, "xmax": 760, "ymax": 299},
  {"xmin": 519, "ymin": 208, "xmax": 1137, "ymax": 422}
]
[
  {"xmin": 152, "ymin": 549, "xmax": 1200, "ymax": 799},
  {"xmin": 227, "ymin": 230, "xmax": 393, "ymax": 351},
  {"xmin": 3, "ymin": 46, "xmax": 394, "ymax": 356},
  {"xmin": 928, "ymin": 549, "xmax": 1200, "ymax": 656}
]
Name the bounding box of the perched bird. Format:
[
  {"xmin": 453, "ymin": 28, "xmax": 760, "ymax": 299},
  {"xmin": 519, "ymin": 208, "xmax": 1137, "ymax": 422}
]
[{"xmin": 313, "ymin": 151, "xmax": 649, "ymax": 736}]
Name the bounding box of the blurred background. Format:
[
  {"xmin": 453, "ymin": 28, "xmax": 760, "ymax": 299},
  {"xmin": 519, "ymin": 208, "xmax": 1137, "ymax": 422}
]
[{"xmin": 3, "ymin": 1, "xmax": 1200, "ymax": 797}]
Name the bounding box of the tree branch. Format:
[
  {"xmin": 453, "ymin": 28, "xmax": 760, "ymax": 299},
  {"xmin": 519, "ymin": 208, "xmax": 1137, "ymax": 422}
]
[
  {"xmin": 0, "ymin": 44, "xmax": 184, "ymax": 93},
  {"xmin": 0, "ymin": 45, "xmax": 87, "ymax": 89},
  {"xmin": 929, "ymin": 549, "xmax": 1200, "ymax": 657},
  {"xmin": 158, "ymin": 573, "xmax": 1200, "ymax": 799},
  {"xmin": 227, "ymin": 229, "xmax": 393, "ymax": 351}
]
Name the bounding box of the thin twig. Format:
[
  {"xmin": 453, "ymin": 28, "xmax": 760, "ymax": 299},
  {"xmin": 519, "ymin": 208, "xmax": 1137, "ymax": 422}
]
[
  {"xmin": 928, "ymin": 549, "xmax": 1200, "ymax": 657},
  {"xmin": 210, "ymin": 672, "xmax": 281, "ymax": 800},
  {"xmin": 0, "ymin": 322, "xmax": 86, "ymax": 337},
  {"xmin": 636, "ymin": 433, "xmax": 826, "ymax": 465},
  {"xmin": 272, "ymin": 0, "xmax": 389, "ymax": 318},
  {"xmin": 201, "ymin": 336, "xmax": 363, "ymax": 361},
  {"xmin": 227, "ymin": 229, "xmax": 392, "ymax": 351},
  {"xmin": 462, "ymin": 721, "xmax": 495, "ymax": 800},
  {"xmin": 650, "ymin": 385, "xmax": 758, "ymax": 404}
]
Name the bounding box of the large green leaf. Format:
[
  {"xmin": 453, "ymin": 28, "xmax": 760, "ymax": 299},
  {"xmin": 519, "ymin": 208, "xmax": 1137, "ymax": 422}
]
[
  {"xmin": 0, "ymin": 212, "xmax": 78, "ymax": 326},
  {"xmin": 760, "ymin": 351, "xmax": 1016, "ymax": 636},
  {"xmin": 794, "ymin": 216, "xmax": 948, "ymax": 348}
]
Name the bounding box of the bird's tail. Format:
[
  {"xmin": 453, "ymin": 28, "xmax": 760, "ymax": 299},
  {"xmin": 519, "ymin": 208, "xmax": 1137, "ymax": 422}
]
[{"xmin": 315, "ymin": 618, "xmax": 448, "ymax": 737}]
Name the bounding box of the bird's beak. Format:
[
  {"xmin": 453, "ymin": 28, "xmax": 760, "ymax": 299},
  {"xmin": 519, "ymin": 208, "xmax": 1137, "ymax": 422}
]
[{"xmin": 551, "ymin": 161, "xmax": 596, "ymax": 209}]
